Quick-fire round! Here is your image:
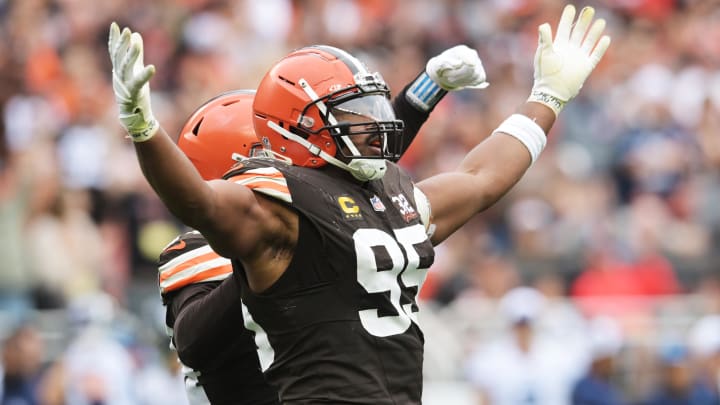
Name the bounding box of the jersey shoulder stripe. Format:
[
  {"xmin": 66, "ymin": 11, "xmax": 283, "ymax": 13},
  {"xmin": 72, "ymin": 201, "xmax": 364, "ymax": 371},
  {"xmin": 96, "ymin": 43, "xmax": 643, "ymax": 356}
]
[
  {"xmin": 159, "ymin": 230, "xmax": 210, "ymax": 264},
  {"xmin": 226, "ymin": 167, "xmax": 292, "ymax": 203},
  {"xmin": 160, "ymin": 262, "xmax": 231, "ymax": 294},
  {"xmin": 158, "ymin": 232, "xmax": 232, "ymax": 295}
]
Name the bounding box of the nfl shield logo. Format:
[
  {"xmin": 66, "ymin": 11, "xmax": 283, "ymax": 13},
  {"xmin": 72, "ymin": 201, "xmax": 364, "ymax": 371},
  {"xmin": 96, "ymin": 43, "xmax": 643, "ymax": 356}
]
[{"xmin": 370, "ymin": 195, "xmax": 386, "ymax": 212}]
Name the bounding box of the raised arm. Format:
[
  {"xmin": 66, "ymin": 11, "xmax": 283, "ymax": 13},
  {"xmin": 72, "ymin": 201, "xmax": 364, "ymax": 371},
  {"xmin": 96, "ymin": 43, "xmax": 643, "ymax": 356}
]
[
  {"xmin": 418, "ymin": 5, "xmax": 611, "ymax": 244},
  {"xmin": 108, "ymin": 23, "xmax": 275, "ymax": 258},
  {"xmin": 393, "ymin": 45, "xmax": 488, "ymax": 156}
]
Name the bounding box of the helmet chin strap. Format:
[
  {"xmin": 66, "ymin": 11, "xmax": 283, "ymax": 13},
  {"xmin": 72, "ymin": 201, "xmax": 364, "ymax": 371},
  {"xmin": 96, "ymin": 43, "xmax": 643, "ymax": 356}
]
[{"xmin": 266, "ymin": 121, "xmax": 386, "ymax": 181}]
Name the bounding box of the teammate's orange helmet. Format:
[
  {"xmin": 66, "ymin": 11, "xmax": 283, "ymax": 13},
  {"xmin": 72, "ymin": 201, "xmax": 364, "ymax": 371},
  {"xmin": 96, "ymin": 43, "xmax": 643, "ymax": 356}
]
[
  {"xmin": 178, "ymin": 90, "xmax": 263, "ymax": 180},
  {"xmin": 252, "ymin": 45, "xmax": 403, "ymax": 179}
]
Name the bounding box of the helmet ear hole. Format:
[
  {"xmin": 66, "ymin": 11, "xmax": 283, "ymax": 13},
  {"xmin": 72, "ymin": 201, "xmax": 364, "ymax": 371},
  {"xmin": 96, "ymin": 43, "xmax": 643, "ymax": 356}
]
[{"xmin": 191, "ymin": 118, "xmax": 204, "ymax": 136}]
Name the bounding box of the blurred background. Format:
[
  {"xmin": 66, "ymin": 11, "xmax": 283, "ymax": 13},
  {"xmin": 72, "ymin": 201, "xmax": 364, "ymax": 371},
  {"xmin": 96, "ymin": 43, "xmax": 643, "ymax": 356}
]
[{"xmin": 1, "ymin": 0, "xmax": 720, "ymax": 403}]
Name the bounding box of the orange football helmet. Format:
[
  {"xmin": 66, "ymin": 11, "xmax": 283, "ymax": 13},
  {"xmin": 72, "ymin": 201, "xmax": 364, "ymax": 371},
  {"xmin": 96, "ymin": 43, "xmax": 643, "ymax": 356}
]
[
  {"xmin": 178, "ymin": 90, "xmax": 264, "ymax": 180},
  {"xmin": 253, "ymin": 45, "xmax": 403, "ymax": 181}
]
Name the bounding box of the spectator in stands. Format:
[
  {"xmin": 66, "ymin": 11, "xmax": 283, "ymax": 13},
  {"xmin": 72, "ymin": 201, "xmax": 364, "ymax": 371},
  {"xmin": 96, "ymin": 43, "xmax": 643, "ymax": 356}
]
[
  {"xmin": 465, "ymin": 287, "xmax": 584, "ymax": 405},
  {"xmin": 0, "ymin": 325, "xmax": 46, "ymax": 405},
  {"xmin": 640, "ymin": 344, "xmax": 719, "ymax": 405},
  {"xmin": 687, "ymin": 315, "xmax": 720, "ymax": 402},
  {"xmin": 571, "ymin": 316, "xmax": 627, "ymax": 405},
  {"xmin": 61, "ymin": 293, "xmax": 136, "ymax": 405}
]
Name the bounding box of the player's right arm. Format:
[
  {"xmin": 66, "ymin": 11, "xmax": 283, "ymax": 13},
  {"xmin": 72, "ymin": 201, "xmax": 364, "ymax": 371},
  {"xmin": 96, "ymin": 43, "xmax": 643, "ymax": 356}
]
[
  {"xmin": 133, "ymin": 127, "xmax": 279, "ymax": 258},
  {"xmin": 108, "ymin": 23, "xmax": 290, "ymax": 264}
]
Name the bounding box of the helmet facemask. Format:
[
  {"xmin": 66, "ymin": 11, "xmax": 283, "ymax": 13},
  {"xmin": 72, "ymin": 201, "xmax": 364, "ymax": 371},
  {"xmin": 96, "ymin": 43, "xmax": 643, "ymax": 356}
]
[{"xmin": 295, "ymin": 72, "xmax": 404, "ymax": 181}]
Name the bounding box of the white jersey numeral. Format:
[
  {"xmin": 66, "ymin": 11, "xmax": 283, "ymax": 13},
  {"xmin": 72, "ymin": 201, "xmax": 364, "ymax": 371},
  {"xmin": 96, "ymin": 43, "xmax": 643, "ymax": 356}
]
[
  {"xmin": 354, "ymin": 224, "xmax": 430, "ymax": 337},
  {"xmin": 242, "ymin": 302, "xmax": 275, "ymax": 371}
]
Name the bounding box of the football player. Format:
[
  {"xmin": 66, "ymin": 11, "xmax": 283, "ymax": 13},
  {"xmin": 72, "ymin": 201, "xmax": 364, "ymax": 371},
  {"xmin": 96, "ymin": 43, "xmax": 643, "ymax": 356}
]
[
  {"xmin": 157, "ymin": 90, "xmax": 277, "ymax": 404},
  {"xmin": 157, "ymin": 48, "xmax": 487, "ymax": 403},
  {"xmin": 110, "ymin": 4, "xmax": 609, "ymax": 403}
]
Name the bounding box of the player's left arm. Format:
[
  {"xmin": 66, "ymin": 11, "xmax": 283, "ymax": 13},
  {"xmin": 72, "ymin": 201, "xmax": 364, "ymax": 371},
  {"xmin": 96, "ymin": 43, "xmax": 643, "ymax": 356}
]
[
  {"xmin": 392, "ymin": 45, "xmax": 489, "ymax": 158},
  {"xmin": 416, "ymin": 102, "xmax": 553, "ymax": 242},
  {"xmin": 418, "ymin": 5, "xmax": 611, "ymax": 245}
]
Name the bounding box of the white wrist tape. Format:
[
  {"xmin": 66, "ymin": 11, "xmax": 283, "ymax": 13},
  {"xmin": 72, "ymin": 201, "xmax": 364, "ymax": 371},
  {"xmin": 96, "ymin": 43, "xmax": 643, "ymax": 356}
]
[
  {"xmin": 528, "ymin": 90, "xmax": 566, "ymax": 117},
  {"xmin": 129, "ymin": 119, "xmax": 159, "ymax": 143},
  {"xmin": 492, "ymin": 114, "xmax": 547, "ymax": 163}
]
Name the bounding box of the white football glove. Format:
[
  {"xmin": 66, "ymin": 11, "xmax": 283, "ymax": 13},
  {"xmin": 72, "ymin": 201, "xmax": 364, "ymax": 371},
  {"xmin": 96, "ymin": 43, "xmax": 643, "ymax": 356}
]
[
  {"xmin": 108, "ymin": 22, "xmax": 158, "ymax": 142},
  {"xmin": 529, "ymin": 5, "xmax": 611, "ymax": 116},
  {"xmin": 426, "ymin": 45, "xmax": 489, "ymax": 91}
]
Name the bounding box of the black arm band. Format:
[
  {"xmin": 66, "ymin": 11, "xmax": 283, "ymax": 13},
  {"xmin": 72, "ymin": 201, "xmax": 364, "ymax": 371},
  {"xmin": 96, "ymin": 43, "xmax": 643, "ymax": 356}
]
[{"xmin": 392, "ymin": 71, "xmax": 448, "ymax": 159}]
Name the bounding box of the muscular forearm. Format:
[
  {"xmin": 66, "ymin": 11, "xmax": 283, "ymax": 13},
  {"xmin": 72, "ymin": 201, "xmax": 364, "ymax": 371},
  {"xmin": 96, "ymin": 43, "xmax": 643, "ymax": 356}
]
[
  {"xmin": 109, "ymin": 23, "xmax": 223, "ymax": 230},
  {"xmin": 423, "ymin": 103, "xmax": 555, "ymax": 244},
  {"xmin": 135, "ymin": 127, "xmax": 216, "ymax": 228},
  {"xmin": 517, "ymin": 102, "xmax": 556, "ymax": 133},
  {"xmin": 459, "ymin": 102, "xmax": 554, "ymax": 183}
]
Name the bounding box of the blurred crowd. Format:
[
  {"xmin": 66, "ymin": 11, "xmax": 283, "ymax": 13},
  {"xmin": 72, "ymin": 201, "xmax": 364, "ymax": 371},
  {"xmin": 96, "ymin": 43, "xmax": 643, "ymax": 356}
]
[{"xmin": 1, "ymin": 0, "xmax": 720, "ymax": 403}]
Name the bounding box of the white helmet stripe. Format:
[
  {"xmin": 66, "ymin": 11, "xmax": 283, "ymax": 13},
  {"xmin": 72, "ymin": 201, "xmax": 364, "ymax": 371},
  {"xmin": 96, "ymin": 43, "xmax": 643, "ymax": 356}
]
[
  {"xmin": 312, "ymin": 45, "xmax": 368, "ymax": 75},
  {"xmin": 298, "ymin": 78, "xmax": 361, "ymax": 157}
]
